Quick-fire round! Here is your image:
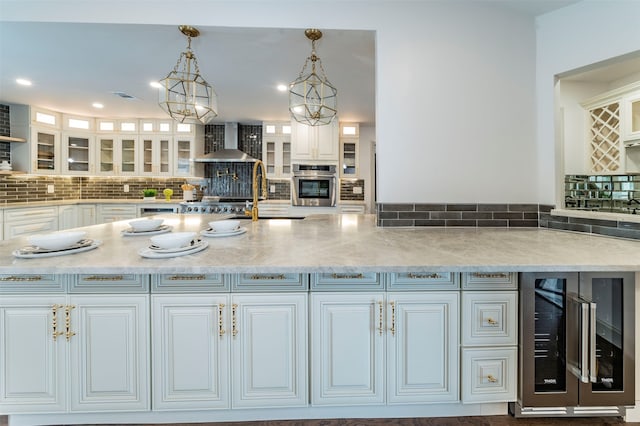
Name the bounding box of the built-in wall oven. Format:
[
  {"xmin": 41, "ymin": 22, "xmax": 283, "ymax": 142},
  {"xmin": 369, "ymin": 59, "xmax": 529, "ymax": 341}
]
[
  {"xmin": 291, "ymin": 164, "xmax": 337, "ymax": 207},
  {"xmin": 511, "ymin": 272, "xmax": 635, "ymax": 418}
]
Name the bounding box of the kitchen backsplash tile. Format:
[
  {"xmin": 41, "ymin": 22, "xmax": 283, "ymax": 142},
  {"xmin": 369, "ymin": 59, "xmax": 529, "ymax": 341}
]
[
  {"xmin": 339, "ymin": 179, "xmax": 365, "ymax": 201},
  {"xmin": 377, "ymin": 203, "xmax": 548, "ymax": 228},
  {"xmin": 539, "ymin": 212, "xmax": 640, "ymax": 240},
  {"xmin": 0, "ymin": 105, "xmax": 10, "ymax": 162}
]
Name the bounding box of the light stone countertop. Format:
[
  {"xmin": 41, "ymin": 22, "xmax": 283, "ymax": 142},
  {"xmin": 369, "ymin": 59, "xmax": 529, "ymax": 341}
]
[{"xmin": 0, "ymin": 214, "xmax": 639, "ymax": 274}]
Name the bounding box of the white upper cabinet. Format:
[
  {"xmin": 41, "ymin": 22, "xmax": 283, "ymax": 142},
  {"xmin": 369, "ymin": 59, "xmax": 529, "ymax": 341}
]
[
  {"xmin": 263, "ymin": 121, "xmax": 292, "ymax": 178},
  {"xmin": 140, "ymin": 136, "xmax": 172, "ymax": 176},
  {"xmin": 339, "ymin": 122, "xmax": 359, "ymax": 178},
  {"xmin": 31, "ymin": 127, "xmax": 61, "ymax": 175},
  {"xmin": 291, "ymin": 120, "xmax": 338, "ymax": 162},
  {"xmin": 96, "ymin": 135, "xmax": 138, "ymax": 176},
  {"xmin": 173, "ymin": 135, "xmax": 195, "ymax": 177}
]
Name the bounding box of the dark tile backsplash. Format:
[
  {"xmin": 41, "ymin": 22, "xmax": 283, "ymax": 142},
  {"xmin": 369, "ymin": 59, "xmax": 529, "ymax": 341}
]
[
  {"xmin": 340, "ymin": 179, "xmax": 365, "ymax": 201},
  {"xmin": 540, "ymin": 212, "xmax": 640, "ymax": 240},
  {"xmin": 377, "ymin": 203, "xmax": 548, "ymax": 228},
  {"xmin": 0, "ymin": 105, "xmax": 10, "ymax": 162}
]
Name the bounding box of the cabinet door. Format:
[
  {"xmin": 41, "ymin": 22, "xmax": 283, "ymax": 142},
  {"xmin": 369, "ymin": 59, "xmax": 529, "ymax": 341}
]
[
  {"xmin": 174, "ymin": 136, "xmax": 194, "ymax": 176},
  {"xmin": 68, "ymin": 295, "xmax": 149, "ymax": 412},
  {"xmin": 141, "ymin": 136, "xmax": 172, "ymax": 176},
  {"xmin": 97, "ymin": 136, "xmax": 116, "ymax": 174},
  {"xmin": 62, "ymin": 133, "xmax": 93, "ymax": 174},
  {"xmin": 315, "ymin": 121, "xmax": 339, "ymax": 161},
  {"xmin": 31, "ymin": 127, "xmax": 61, "ymax": 174},
  {"xmin": 118, "ymin": 136, "xmax": 138, "ymax": 175},
  {"xmin": 0, "ymin": 296, "xmax": 67, "ymax": 413},
  {"xmin": 77, "ymin": 205, "xmax": 96, "ymax": 227},
  {"xmin": 311, "ymin": 292, "xmax": 385, "ymax": 406},
  {"xmin": 386, "ymin": 292, "xmax": 459, "ymax": 404},
  {"xmin": 58, "ymin": 205, "xmax": 77, "ymax": 230},
  {"xmin": 231, "ymin": 294, "xmax": 307, "ymax": 408},
  {"xmin": 152, "ymin": 295, "xmax": 230, "ymax": 410},
  {"xmin": 291, "ymin": 121, "xmax": 313, "ymax": 160}
]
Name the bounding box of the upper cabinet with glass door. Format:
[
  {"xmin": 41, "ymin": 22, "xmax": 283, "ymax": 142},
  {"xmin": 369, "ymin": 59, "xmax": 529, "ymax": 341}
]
[
  {"xmin": 29, "ymin": 108, "xmax": 61, "ymax": 175},
  {"xmin": 62, "ymin": 114, "xmax": 95, "ymax": 174},
  {"xmin": 339, "ymin": 122, "xmax": 359, "ymax": 178},
  {"xmin": 139, "ymin": 119, "xmax": 173, "ymax": 176},
  {"xmin": 262, "ymin": 121, "xmax": 292, "ymax": 179},
  {"xmin": 173, "ymin": 122, "xmax": 197, "ymax": 177}
]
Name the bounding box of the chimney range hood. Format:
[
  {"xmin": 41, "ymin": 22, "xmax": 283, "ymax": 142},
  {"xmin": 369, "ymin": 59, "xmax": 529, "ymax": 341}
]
[{"xmin": 194, "ymin": 122, "xmax": 259, "ymax": 162}]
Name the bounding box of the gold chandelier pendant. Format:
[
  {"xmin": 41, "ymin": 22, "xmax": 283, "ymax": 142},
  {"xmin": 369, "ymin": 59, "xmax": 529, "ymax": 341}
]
[
  {"xmin": 289, "ymin": 28, "xmax": 338, "ymax": 126},
  {"xmin": 158, "ymin": 25, "xmax": 218, "ymax": 124}
]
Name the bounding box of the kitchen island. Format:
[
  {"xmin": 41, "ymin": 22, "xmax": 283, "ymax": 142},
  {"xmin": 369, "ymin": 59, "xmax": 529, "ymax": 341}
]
[{"xmin": 1, "ymin": 214, "xmax": 639, "ymax": 425}]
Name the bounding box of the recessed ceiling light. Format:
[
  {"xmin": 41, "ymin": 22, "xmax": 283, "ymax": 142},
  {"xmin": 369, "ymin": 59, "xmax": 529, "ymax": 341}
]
[
  {"xmin": 16, "ymin": 78, "xmax": 32, "ymax": 86},
  {"xmin": 92, "ymin": 102, "xmax": 104, "ymax": 109},
  {"xmin": 150, "ymin": 81, "xmax": 162, "ymax": 89},
  {"xmin": 277, "ymin": 84, "xmax": 287, "ymax": 92}
]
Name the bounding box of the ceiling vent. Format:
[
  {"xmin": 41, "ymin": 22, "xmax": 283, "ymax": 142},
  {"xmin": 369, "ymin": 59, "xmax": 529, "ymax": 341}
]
[{"xmin": 111, "ymin": 91, "xmax": 138, "ymax": 100}]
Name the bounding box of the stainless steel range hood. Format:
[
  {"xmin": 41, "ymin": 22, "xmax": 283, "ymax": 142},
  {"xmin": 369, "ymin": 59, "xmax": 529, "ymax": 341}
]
[{"xmin": 194, "ymin": 122, "xmax": 258, "ymax": 162}]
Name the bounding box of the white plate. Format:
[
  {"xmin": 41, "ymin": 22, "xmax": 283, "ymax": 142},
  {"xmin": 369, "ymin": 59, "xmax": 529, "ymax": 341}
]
[
  {"xmin": 149, "ymin": 239, "xmax": 202, "ymax": 254},
  {"xmin": 13, "ymin": 240, "xmax": 102, "ymax": 258},
  {"xmin": 138, "ymin": 240, "xmax": 208, "ymax": 258},
  {"xmin": 200, "ymin": 227, "xmax": 247, "ymax": 238},
  {"xmin": 122, "ymin": 225, "xmax": 172, "ymax": 236}
]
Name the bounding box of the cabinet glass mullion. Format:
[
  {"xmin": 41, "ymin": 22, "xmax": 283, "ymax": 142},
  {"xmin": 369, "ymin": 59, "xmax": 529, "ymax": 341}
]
[{"xmin": 36, "ymin": 132, "xmax": 56, "ymax": 171}]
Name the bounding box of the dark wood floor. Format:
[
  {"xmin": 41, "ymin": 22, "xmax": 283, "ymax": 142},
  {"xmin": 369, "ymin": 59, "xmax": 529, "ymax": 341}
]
[{"xmin": 2, "ymin": 416, "xmax": 640, "ymax": 426}]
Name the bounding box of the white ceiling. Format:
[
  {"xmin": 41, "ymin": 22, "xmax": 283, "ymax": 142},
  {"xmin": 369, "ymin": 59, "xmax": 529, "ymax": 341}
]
[{"xmin": 0, "ymin": 0, "xmax": 590, "ymax": 126}]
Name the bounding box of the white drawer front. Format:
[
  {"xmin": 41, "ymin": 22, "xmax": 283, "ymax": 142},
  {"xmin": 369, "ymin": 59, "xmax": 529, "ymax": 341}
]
[
  {"xmin": 462, "ymin": 272, "xmax": 517, "ymax": 289},
  {"xmin": 462, "ymin": 347, "xmax": 516, "ymax": 403},
  {"xmin": 5, "ymin": 206, "xmax": 58, "ymax": 222},
  {"xmin": 462, "ymin": 291, "xmax": 517, "ymax": 346}
]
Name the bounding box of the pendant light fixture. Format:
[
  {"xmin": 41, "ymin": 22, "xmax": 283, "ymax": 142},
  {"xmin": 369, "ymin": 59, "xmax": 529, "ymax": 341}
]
[
  {"xmin": 289, "ymin": 29, "xmax": 337, "ymax": 126},
  {"xmin": 158, "ymin": 25, "xmax": 218, "ymax": 124}
]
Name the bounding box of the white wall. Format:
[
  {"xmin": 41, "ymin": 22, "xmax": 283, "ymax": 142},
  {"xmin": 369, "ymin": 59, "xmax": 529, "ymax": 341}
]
[
  {"xmin": 1, "ymin": 0, "xmax": 539, "ymax": 204},
  {"xmin": 536, "ymin": 1, "xmax": 640, "ymax": 205}
]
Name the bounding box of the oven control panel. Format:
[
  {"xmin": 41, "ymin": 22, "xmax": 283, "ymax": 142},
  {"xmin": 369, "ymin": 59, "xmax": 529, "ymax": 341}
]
[{"xmin": 180, "ymin": 202, "xmax": 247, "ymax": 216}]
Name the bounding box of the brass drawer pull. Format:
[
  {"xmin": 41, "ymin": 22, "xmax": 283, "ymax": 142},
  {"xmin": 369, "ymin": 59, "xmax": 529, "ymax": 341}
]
[
  {"xmin": 331, "ymin": 273, "xmax": 365, "ymax": 280},
  {"xmin": 486, "ymin": 317, "xmax": 498, "ymax": 325},
  {"xmin": 249, "ymin": 274, "xmax": 286, "ymax": 280},
  {"xmin": 65, "ymin": 304, "xmax": 76, "ymax": 341},
  {"xmin": 168, "ymin": 275, "xmax": 206, "ymax": 281},
  {"xmin": 0, "ymin": 275, "xmax": 44, "ymax": 281},
  {"xmin": 232, "ymin": 304, "xmax": 238, "ymax": 337},
  {"xmin": 52, "ymin": 304, "xmax": 64, "ymax": 341},
  {"xmin": 389, "ymin": 301, "xmax": 396, "ymax": 336},
  {"xmin": 407, "ymin": 273, "xmax": 442, "ymax": 280},
  {"xmin": 83, "ymin": 275, "xmax": 125, "ymax": 281},
  {"xmin": 377, "ymin": 301, "xmax": 384, "ymax": 336},
  {"xmin": 472, "ymin": 273, "xmax": 508, "ymax": 279},
  {"xmin": 218, "ymin": 304, "xmax": 226, "ymax": 337},
  {"xmin": 487, "ymin": 374, "xmax": 498, "ymax": 383}
]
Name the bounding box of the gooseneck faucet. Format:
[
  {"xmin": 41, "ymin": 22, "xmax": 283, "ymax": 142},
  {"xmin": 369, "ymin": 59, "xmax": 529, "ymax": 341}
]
[{"xmin": 246, "ymin": 160, "xmax": 267, "ymax": 221}]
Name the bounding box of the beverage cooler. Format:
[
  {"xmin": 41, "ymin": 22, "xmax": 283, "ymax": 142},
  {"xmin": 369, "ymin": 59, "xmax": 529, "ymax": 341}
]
[{"xmin": 511, "ymin": 272, "xmax": 635, "ymax": 417}]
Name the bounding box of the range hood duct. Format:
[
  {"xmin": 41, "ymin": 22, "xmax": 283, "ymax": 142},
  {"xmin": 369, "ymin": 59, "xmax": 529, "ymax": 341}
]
[{"xmin": 194, "ymin": 122, "xmax": 259, "ymax": 162}]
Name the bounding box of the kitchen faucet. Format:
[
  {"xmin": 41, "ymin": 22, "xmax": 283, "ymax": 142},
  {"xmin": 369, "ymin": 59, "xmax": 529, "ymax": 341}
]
[{"xmin": 246, "ymin": 160, "xmax": 267, "ymax": 221}]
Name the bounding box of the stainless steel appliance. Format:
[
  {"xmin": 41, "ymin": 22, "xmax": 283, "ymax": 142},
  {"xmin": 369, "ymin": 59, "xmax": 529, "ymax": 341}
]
[
  {"xmin": 139, "ymin": 205, "xmax": 179, "ymax": 216},
  {"xmin": 179, "ymin": 198, "xmax": 249, "ymax": 217},
  {"xmin": 292, "ymin": 163, "xmax": 337, "ymax": 207},
  {"xmin": 511, "ymin": 272, "xmax": 635, "ymax": 417}
]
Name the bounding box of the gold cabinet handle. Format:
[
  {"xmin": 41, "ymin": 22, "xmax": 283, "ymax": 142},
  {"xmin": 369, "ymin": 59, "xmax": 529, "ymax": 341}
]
[
  {"xmin": 487, "ymin": 374, "xmax": 498, "ymax": 383},
  {"xmin": 377, "ymin": 301, "xmax": 384, "ymax": 336},
  {"xmin": 232, "ymin": 304, "xmax": 238, "ymax": 337},
  {"xmin": 52, "ymin": 304, "xmax": 64, "ymax": 340},
  {"xmin": 332, "ymin": 273, "xmax": 364, "ymax": 280},
  {"xmin": 407, "ymin": 273, "xmax": 442, "ymax": 280},
  {"xmin": 83, "ymin": 275, "xmax": 125, "ymax": 281},
  {"xmin": 65, "ymin": 304, "xmax": 76, "ymax": 341},
  {"xmin": 249, "ymin": 274, "xmax": 286, "ymax": 280},
  {"xmin": 0, "ymin": 275, "xmax": 43, "ymax": 281},
  {"xmin": 167, "ymin": 275, "xmax": 206, "ymax": 281},
  {"xmin": 472, "ymin": 273, "xmax": 508, "ymax": 279},
  {"xmin": 218, "ymin": 303, "xmax": 226, "ymax": 337},
  {"xmin": 389, "ymin": 301, "xmax": 396, "ymax": 336},
  {"xmin": 486, "ymin": 317, "xmax": 498, "ymax": 325}
]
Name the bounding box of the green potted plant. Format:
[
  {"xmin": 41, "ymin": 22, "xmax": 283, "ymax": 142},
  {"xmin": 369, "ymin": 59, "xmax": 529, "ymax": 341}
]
[{"xmin": 142, "ymin": 188, "xmax": 158, "ymax": 200}]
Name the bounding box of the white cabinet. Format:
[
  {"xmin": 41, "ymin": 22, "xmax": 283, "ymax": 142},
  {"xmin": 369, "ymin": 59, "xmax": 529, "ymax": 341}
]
[
  {"xmin": 62, "ymin": 133, "xmax": 94, "ymax": 174},
  {"xmin": 0, "ymin": 294, "xmax": 149, "ymax": 413},
  {"xmin": 77, "ymin": 204, "xmax": 96, "ymax": 227},
  {"xmin": 152, "ymin": 293, "xmax": 307, "ymax": 411},
  {"xmin": 31, "ymin": 127, "xmax": 61, "ymax": 175},
  {"xmin": 58, "ymin": 205, "xmax": 77, "ymax": 230},
  {"xmin": 311, "ymin": 292, "xmax": 384, "ymax": 405},
  {"xmin": 4, "ymin": 206, "xmax": 58, "ymax": 240},
  {"xmin": 291, "ymin": 120, "xmax": 338, "ymax": 162},
  {"xmin": 339, "ymin": 122, "xmax": 359, "ymax": 177},
  {"xmin": 152, "ymin": 294, "xmax": 230, "ymax": 410},
  {"xmin": 386, "ymin": 292, "xmax": 459, "ymax": 404},
  {"xmin": 140, "ymin": 135, "xmax": 172, "ymax": 176},
  {"xmin": 173, "ymin": 135, "xmax": 195, "ymax": 176},
  {"xmin": 96, "ymin": 204, "xmax": 137, "ymax": 223},
  {"xmin": 97, "ymin": 135, "xmax": 138, "ymax": 175},
  {"xmin": 263, "ymin": 122, "xmax": 292, "ymax": 178},
  {"xmin": 311, "ymin": 291, "xmax": 459, "ymax": 406}
]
